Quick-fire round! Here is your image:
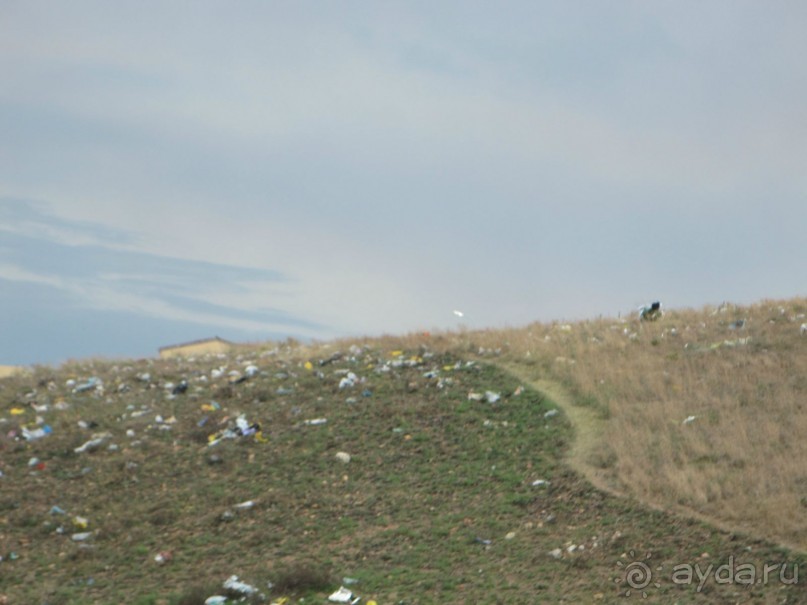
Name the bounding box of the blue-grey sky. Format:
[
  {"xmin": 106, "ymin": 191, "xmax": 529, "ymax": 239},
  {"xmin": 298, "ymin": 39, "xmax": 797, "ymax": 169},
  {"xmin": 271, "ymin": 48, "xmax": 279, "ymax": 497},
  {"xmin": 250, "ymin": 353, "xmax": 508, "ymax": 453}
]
[{"xmin": 2, "ymin": 1, "xmax": 805, "ymax": 365}]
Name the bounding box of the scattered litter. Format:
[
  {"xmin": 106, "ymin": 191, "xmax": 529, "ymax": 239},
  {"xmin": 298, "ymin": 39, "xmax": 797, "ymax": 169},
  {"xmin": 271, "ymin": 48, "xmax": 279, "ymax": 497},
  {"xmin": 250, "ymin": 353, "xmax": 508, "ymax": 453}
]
[
  {"xmin": 74, "ymin": 377, "xmax": 101, "ymax": 393},
  {"xmin": 223, "ymin": 575, "xmax": 258, "ymax": 596},
  {"xmin": 548, "ymin": 547, "xmax": 563, "ymax": 559},
  {"xmin": 328, "ymin": 586, "xmax": 359, "ymax": 603},
  {"xmin": 532, "ymin": 479, "xmax": 550, "ymax": 487},
  {"xmin": 639, "ymin": 301, "xmax": 663, "ymax": 321},
  {"xmin": 74, "ymin": 433, "xmax": 111, "ymax": 454},
  {"xmin": 303, "ymin": 418, "xmax": 328, "ymax": 426},
  {"xmin": 505, "ymin": 531, "xmax": 516, "ymax": 540},
  {"xmin": 72, "ymin": 516, "xmax": 89, "ymax": 530},
  {"xmin": 544, "ymin": 409, "xmax": 559, "ymax": 419},
  {"xmin": 682, "ymin": 415, "xmax": 697, "ymax": 425},
  {"xmin": 801, "ymin": 323, "xmax": 807, "ymax": 335},
  {"xmin": 335, "ymin": 452, "xmax": 351, "ymax": 464},
  {"xmin": 467, "ymin": 392, "xmax": 483, "ymax": 401},
  {"xmin": 245, "ymin": 365, "xmax": 259, "ymax": 377},
  {"xmin": 205, "ymin": 597, "xmax": 227, "ymax": 605},
  {"xmin": 49, "ymin": 506, "xmax": 66, "ymax": 515},
  {"xmin": 474, "ymin": 537, "xmax": 492, "ymax": 546},
  {"xmin": 234, "ymin": 500, "xmax": 255, "ymax": 510},
  {"xmin": 728, "ymin": 319, "xmax": 746, "ymax": 330},
  {"xmin": 171, "ymin": 380, "xmax": 188, "ymax": 395},
  {"xmin": 154, "ymin": 551, "xmax": 172, "ymax": 565},
  {"xmin": 208, "ymin": 415, "xmax": 263, "ymax": 446},
  {"xmin": 235, "ymin": 415, "xmax": 260, "ymax": 437},
  {"xmin": 71, "ymin": 532, "xmax": 92, "ymax": 542},
  {"xmin": 319, "ymin": 352, "xmax": 343, "ymax": 367},
  {"xmin": 485, "ymin": 391, "xmax": 501, "ymax": 404},
  {"xmin": 339, "ymin": 372, "xmax": 358, "ymax": 389},
  {"xmin": 22, "ymin": 425, "xmax": 52, "ymax": 441}
]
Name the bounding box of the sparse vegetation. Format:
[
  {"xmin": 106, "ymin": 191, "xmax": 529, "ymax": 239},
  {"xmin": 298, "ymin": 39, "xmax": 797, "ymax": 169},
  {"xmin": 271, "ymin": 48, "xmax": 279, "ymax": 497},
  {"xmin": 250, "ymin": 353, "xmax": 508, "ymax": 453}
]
[{"xmin": 0, "ymin": 297, "xmax": 804, "ymax": 603}]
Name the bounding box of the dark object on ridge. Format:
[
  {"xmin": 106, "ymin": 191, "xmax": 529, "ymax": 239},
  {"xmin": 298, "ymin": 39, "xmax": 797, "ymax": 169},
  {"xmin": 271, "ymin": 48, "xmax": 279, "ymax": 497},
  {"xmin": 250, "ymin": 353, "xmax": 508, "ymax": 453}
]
[
  {"xmin": 639, "ymin": 301, "xmax": 663, "ymax": 321},
  {"xmin": 319, "ymin": 352, "xmax": 343, "ymax": 367},
  {"xmin": 172, "ymin": 380, "xmax": 188, "ymax": 395},
  {"xmin": 728, "ymin": 319, "xmax": 746, "ymax": 330}
]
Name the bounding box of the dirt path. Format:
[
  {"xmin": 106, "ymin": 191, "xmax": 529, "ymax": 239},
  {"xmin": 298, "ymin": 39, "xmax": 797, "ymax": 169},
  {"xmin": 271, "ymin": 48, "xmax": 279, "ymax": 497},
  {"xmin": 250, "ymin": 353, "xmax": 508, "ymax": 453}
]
[{"xmin": 496, "ymin": 361, "xmax": 626, "ymax": 499}]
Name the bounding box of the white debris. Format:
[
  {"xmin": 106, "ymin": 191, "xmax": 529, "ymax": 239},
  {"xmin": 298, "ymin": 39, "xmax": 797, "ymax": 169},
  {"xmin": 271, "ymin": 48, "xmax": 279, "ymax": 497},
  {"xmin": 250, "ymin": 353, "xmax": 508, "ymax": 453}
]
[
  {"xmin": 485, "ymin": 391, "xmax": 501, "ymax": 404},
  {"xmin": 339, "ymin": 372, "xmax": 359, "ymax": 389},
  {"xmin": 245, "ymin": 365, "xmax": 259, "ymax": 377},
  {"xmin": 74, "ymin": 433, "xmax": 111, "ymax": 453},
  {"xmin": 682, "ymin": 415, "xmax": 697, "ymax": 425},
  {"xmin": 223, "ymin": 575, "xmax": 258, "ymax": 596},
  {"xmin": 801, "ymin": 323, "xmax": 807, "ymax": 335},
  {"xmin": 303, "ymin": 418, "xmax": 328, "ymax": 426},
  {"xmin": 335, "ymin": 452, "xmax": 351, "ymax": 464},
  {"xmin": 548, "ymin": 548, "xmax": 563, "ymax": 559},
  {"xmin": 544, "ymin": 409, "xmax": 559, "ymax": 419},
  {"xmin": 453, "ymin": 309, "xmax": 464, "ymax": 317},
  {"xmin": 328, "ymin": 586, "xmax": 355, "ymax": 603},
  {"xmin": 532, "ymin": 479, "xmax": 550, "ymax": 487},
  {"xmin": 234, "ymin": 500, "xmax": 255, "ymax": 510}
]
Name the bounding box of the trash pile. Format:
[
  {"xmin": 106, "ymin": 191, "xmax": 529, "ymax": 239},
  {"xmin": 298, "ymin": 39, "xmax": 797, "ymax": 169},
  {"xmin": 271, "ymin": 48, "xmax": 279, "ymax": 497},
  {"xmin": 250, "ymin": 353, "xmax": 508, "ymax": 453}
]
[{"xmin": 0, "ymin": 343, "xmax": 549, "ymax": 603}]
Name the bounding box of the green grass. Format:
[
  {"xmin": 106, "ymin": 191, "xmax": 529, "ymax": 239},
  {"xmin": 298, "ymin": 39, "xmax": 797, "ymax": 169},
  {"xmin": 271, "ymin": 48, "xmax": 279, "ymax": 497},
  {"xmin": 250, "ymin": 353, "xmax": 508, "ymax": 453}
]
[{"xmin": 0, "ymin": 347, "xmax": 803, "ymax": 603}]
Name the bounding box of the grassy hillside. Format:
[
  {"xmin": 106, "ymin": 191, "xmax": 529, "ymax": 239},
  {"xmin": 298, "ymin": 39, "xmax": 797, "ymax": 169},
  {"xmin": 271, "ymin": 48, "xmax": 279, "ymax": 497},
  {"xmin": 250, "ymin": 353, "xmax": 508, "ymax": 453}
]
[
  {"xmin": 457, "ymin": 297, "xmax": 807, "ymax": 552},
  {"xmin": 1, "ymin": 297, "xmax": 805, "ymax": 604}
]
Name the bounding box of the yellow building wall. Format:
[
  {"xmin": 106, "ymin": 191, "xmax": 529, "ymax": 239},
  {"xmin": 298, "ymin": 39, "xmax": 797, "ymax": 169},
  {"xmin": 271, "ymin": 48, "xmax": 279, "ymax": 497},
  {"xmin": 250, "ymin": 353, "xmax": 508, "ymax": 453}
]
[
  {"xmin": 159, "ymin": 340, "xmax": 232, "ymax": 359},
  {"xmin": 0, "ymin": 365, "xmax": 25, "ymax": 379}
]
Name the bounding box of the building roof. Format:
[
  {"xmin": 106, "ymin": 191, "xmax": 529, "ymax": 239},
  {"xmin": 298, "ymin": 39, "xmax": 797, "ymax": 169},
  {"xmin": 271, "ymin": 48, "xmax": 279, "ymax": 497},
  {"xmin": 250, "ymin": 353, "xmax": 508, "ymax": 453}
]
[{"xmin": 158, "ymin": 336, "xmax": 233, "ymax": 352}]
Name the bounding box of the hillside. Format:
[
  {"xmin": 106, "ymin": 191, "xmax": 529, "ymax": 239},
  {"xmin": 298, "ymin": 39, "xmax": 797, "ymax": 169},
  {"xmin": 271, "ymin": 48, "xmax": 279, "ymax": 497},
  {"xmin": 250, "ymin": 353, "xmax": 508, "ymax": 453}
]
[{"xmin": 0, "ymin": 297, "xmax": 805, "ymax": 604}]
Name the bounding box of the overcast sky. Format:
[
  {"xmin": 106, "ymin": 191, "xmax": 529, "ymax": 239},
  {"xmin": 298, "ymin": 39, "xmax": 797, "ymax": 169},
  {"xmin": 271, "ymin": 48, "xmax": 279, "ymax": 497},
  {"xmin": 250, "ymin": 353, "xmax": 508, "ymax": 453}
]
[{"xmin": 2, "ymin": 1, "xmax": 806, "ymax": 365}]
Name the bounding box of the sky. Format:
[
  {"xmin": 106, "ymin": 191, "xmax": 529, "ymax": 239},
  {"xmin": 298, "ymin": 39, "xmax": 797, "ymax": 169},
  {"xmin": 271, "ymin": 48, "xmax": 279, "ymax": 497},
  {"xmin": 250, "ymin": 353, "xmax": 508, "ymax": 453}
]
[{"xmin": 1, "ymin": 1, "xmax": 806, "ymax": 365}]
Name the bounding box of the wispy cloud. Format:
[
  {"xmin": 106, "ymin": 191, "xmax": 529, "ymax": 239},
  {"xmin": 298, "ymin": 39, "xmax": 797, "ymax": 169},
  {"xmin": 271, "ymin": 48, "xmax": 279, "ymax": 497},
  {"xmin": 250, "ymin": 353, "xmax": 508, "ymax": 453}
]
[{"xmin": 0, "ymin": 199, "xmax": 321, "ymax": 341}]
